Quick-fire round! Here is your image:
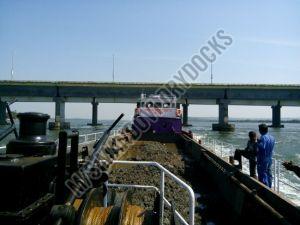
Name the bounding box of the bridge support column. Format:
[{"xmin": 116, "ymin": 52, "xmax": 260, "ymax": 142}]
[
  {"xmin": 271, "ymin": 103, "xmax": 284, "ymax": 128},
  {"xmin": 49, "ymin": 98, "xmax": 70, "ymax": 130},
  {"xmin": 182, "ymin": 104, "xmax": 191, "ymax": 126},
  {"xmin": 87, "ymin": 100, "xmax": 101, "ymax": 126},
  {"xmin": 212, "ymin": 99, "xmax": 235, "ymax": 131},
  {"xmin": 0, "ymin": 101, "xmax": 7, "ymax": 125}
]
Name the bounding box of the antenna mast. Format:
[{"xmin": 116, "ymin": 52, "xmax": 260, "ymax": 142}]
[
  {"xmin": 11, "ymin": 51, "xmax": 14, "ymax": 80},
  {"xmin": 112, "ymin": 54, "xmax": 115, "ymax": 82},
  {"xmin": 210, "ymin": 56, "xmax": 213, "ymax": 84}
]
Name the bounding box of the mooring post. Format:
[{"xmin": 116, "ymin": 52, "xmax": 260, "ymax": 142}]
[
  {"xmin": 56, "ymin": 131, "xmax": 68, "ymax": 204},
  {"xmin": 0, "ymin": 101, "xmax": 7, "ymax": 125},
  {"xmin": 271, "ymin": 103, "xmax": 284, "ymax": 128},
  {"xmin": 212, "ymin": 99, "xmax": 235, "ymax": 131},
  {"xmin": 69, "ymin": 131, "xmax": 79, "ymax": 175}
]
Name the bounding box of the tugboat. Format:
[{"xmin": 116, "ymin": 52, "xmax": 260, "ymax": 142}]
[
  {"xmin": 0, "ymin": 98, "xmax": 299, "ymax": 225},
  {"xmin": 133, "ymin": 94, "xmax": 182, "ymax": 135}
]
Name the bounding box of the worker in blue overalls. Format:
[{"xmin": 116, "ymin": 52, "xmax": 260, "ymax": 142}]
[{"xmin": 257, "ymin": 124, "xmax": 275, "ymax": 188}]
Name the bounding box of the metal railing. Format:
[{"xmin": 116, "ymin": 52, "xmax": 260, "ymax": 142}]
[
  {"xmin": 103, "ymin": 160, "xmax": 195, "ymax": 225},
  {"xmin": 0, "ymin": 130, "xmax": 118, "ymax": 154},
  {"xmin": 78, "ymin": 132, "xmax": 104, "ymax": 144},
  {"xmin": 194, "ymin": 134, "xmax": 235, "ymax": 158},
  {"xmin": 53, "ymin": 132, "xmax": 104, "ymax": 151},
  {"xmin": 193, "ymin": 134, "xmax": 300, "ymax": 199},
  {"xmin": 0, "ymin": 131, "xmax": 108, "ymax": 151},
  {"xmin": 0, "ymin": 128, "xmax": 122, "ymax": 152},
  {"xmin": 66, "ymin": 130, "xmax": 119, "ymax": 146}
]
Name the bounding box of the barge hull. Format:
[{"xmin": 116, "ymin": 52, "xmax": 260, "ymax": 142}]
[{"xmin": 177, "ymin": 133, "xmax": 300, "ymax": 225}]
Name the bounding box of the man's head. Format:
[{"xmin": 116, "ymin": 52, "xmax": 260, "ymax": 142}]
[
  {"xmin": 249, "ymin": 131, "xmax": 257, "ymax": 141},
  {"xmin": 259, "ymin": 123, "xmax": 268, "ymax": 135}
]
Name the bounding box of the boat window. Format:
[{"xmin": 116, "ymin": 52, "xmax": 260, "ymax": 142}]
[
  {"xmin": 145, "ymin": 102, "xmax": 153, "ymax": 108},
  {"xmin": 154, "ymin": 102, "xmax": 162, "ymax": 108},
  {"xmin": 163, "ymin": 103, "xmax": 170, "ymax": 108}
]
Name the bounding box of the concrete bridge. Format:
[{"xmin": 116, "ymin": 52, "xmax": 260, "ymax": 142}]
[{"xmin": 1, "ymin": 80, "xmax": 300, "ymax": 130}]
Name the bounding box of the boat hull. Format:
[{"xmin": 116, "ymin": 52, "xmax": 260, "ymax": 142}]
[
  {"xmin": 132, "ymin": 116, "xmax": 182, "ymax": 135},
  {"xmin": 101, "ymin": 131, "xmax": 300, "ymax": 225}
]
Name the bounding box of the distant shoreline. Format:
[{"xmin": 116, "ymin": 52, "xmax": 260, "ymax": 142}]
[
  {"xmin": 45, "ymin": 117, "xmax": 300, "ymax": 124},
  {"xmin": 189, "ymin": 117, "xmax": 300, "ymax": 123}
]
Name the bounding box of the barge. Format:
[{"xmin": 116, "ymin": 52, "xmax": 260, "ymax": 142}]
[{"xmin": 0, "ymin": 96, "xmax": 299, "ymax": 225}]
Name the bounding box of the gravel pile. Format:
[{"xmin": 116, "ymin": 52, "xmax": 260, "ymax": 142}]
[{"xmin": 109, "ymin": 141, "xmax": 201, "ymax": 224}]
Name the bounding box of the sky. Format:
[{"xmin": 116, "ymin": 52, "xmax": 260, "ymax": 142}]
[{"xmin": 1, "ymin": 0, "xmax": 300, "ymax": 120}]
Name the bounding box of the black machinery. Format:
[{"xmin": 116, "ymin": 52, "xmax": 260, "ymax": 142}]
[
  {"xmin": 0, "ymin": 112, "xmax": 57, "ymax": 225},
  {"xmin": 0, "ymin": 104, "xmax": 125, "ymax": 225}
]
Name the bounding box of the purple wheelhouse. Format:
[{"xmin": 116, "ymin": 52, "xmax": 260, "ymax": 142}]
[{"xmin": 133, "ymin": 94, "xmax": 182, "ymax": 135}]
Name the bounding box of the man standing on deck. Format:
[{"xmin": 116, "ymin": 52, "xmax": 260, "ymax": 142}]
[{"xmin": 257, "ymin": 124, "xmax": 275, "ymax": 188}]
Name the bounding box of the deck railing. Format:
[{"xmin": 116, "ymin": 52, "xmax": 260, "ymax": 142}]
[
  {"xmin": 103, "ymin": 160, "xmax": 195, "ymax": 225},
  {"xmin": 78, "ymin": 130, "xmax": 119, "ymax": 144},
  {"xmin": 0, "ymin": 129, "xmax": 121, "ymax": 152},
  {"xmin": 2, "ymin": 130, "xmax": 299, "ymax": 205},
  {"xmin": 193, "ymin": 134, "xmax": 300, "ymax": 202}
]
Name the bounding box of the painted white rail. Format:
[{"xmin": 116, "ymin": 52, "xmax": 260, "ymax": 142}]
[
  {"xmin": 193, "ymin": 134, "xmax": 300, "ymax": 203},
  {"xmin": 78, "ymin": 132, "xmax": 103, "ymax": 144},
  {"xmin": 104, "ymin": 160, "xmax": 195, "ymax": 225},
  {"xmin": 0, "ymin": 129, "xmax": 121, "ymax": 151}
]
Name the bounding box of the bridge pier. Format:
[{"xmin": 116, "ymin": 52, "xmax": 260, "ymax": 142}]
[
  {"xmin": 0, "ymin": 101, "xmax": 7, "ymax": 125},
  {"xmin": 270, "ymin": 103, "xmax": 284, "ymax": 128},
  {"xmin": 49, "ymin": 99, "xmax": 70, "ymax": 130},
  {"xmin": 87, "ymin": 100, "xmax": 101, "ymax": 126},
  {"xmin": 212, "ymin": 99, "xmax": 235, "ymax": 131},
  {"xmin": 182, "ymin": 104, "xmax": 191, "ymax": 126}
]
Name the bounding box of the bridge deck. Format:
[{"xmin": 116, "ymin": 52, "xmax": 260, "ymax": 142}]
[{"xmin": 1, "ymin": 80, "xmax": 300, "ymax": 106}]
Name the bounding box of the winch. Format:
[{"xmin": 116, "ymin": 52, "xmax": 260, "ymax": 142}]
[{"xmin": 0, "ymin": 112, "xmax": 56, "ymax": 225}]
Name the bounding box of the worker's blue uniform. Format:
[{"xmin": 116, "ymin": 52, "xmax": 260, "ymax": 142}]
[{"xmin": 257, "ymin": 134, "xmax": 275, "ymax": 188}]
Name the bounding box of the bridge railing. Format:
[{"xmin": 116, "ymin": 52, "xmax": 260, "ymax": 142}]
[{"xmin": 193, "ymin": 134, "xmax": 300, "ymax": 205}]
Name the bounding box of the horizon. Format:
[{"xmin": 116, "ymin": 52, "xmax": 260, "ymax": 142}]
[
  {"xmin": 3, "ymin": 79, "xmax": 300, "ymax": 86},
  {"xmin": 9, "ymin": 102, "xmax": 300, "ymax": 121},
  {"xmin": 48, "ymin": 116, "xmax": 300, "ymax": 121}
]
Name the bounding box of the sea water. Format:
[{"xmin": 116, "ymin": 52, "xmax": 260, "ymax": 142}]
[{"xmin": 1, "ymin": 117, "xmax": 299, "ymax": 205}]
